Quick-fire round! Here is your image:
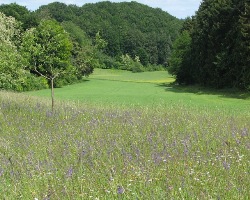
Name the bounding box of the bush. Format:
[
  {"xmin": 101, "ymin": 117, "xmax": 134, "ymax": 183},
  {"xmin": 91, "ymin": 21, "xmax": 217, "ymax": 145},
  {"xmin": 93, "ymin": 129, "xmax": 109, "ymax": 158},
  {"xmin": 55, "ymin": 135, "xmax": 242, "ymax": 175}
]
[
  {"xmin": 21, "ymin": 73, "xmax": 49, "ymax": 91},
  {"xmin": 0, "ymin": 72, "xmax": 49, "ymax": 92},
  {"xmin": 102, "ymin": 56, "xmax": 120, "ymax": 69},
  {"xmin": 131, "ymin": 61, "xmax": 145, "ymax": 73},
  {"xmin": 146, "ymin": 64, "xmax": 165, "ymax": 72}
]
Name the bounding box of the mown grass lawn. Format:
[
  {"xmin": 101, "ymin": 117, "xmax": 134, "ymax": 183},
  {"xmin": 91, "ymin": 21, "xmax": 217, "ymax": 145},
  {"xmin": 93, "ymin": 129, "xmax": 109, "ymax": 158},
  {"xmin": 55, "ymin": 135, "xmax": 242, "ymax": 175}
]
[{"xmin": 27, "ymin": 69, "xmax": 250, "ymax": 113}]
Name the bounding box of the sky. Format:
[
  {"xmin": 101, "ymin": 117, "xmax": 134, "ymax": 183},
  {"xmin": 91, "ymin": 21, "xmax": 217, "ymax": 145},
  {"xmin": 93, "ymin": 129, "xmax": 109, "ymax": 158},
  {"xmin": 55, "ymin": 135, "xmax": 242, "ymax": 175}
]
[{"xmin": 0, "ymin": 0, "xmax": 202, "ymax": 19}]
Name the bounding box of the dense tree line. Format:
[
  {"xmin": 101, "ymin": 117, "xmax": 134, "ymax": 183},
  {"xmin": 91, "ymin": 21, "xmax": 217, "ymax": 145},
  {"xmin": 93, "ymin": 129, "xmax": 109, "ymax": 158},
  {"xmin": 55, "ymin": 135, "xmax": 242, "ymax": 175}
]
[
  {"xmin": 35, "ymin": 1, "xmax": 182, "ymax": 68},
  {"xmin": 169, "ymin": 0, "xmax": 250, "ymax": 90}
]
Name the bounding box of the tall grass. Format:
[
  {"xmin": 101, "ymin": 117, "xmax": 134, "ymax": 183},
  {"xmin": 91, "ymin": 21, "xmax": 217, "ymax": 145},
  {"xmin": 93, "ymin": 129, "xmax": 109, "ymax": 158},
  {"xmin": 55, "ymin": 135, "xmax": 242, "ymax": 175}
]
[{"xmin": 0, "ymin": 91, "xmax": 249, "ymax": 199}]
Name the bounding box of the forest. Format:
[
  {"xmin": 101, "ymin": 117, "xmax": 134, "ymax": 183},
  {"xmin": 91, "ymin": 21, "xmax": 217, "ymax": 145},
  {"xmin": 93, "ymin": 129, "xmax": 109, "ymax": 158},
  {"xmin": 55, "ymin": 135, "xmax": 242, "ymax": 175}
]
[
  {"xmin": 169, "ymin": 0, "xmax": 250, "ymax": 89},
  {"xmin": 0, "ymin": 1, "xmax": 182, "ymax": 92},
  {"xmin": 0, "ymin": 0, "xmax": 249, "ymax": 91}
]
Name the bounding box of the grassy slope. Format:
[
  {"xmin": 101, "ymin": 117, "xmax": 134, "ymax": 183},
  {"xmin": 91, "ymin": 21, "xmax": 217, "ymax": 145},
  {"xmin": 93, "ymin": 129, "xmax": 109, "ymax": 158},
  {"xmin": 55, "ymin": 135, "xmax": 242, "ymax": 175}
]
[{"xmin": 27, "ymin": 69, "xmax": 250, "ymax": 113}]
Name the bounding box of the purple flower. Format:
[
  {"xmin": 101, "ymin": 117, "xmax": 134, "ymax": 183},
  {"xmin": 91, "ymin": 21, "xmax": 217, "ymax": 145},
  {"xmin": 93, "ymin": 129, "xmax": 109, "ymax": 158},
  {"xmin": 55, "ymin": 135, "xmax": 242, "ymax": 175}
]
[
  {"xmin": 117, "ymin": 186, "xmax": 125, "ymax": 194},
  {"xmin": 223, "ymin": 161, "xmax": 230, "ymax": 170},
  {"xmin": 241, "ymin": 128, "xmax": 248, "ymax": 137},
  {"xmin": 46, "ymin": 111, "xmax": 53, "ymax": 118},
  {"xmin": 0, "ymin": 168, "xmax": 3, "ymax": 177},
  {"xmin": 66, "ymin": 167, "xmax": 73, "ymax": 178}
]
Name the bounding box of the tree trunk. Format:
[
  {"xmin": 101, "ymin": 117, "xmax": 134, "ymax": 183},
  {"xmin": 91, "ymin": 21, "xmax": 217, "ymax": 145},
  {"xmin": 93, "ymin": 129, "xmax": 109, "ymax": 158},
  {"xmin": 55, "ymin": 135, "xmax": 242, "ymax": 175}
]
[{"xmin": 51, "ymin": 78, "xmax": 54, "ymax": 111}]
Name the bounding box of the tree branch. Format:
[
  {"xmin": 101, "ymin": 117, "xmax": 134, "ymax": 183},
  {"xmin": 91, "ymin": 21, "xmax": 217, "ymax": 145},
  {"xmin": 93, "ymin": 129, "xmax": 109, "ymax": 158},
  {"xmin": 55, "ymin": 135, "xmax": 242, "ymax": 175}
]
[{"xmin": 34, "ymin": 66, "xmax": 50, "ymax": 80}]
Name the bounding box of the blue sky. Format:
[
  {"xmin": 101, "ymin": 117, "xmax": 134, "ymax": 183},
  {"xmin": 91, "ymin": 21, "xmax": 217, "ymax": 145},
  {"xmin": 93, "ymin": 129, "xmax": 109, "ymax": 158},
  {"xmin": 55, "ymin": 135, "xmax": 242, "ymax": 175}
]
[{"xmin": 0, "ymin": 0, "xmax": 202, "ymax": 19}]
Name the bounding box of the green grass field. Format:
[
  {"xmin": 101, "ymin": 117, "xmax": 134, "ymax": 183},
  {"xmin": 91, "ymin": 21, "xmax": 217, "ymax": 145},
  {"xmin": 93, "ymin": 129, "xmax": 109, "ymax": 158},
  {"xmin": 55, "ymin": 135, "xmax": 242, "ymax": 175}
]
[
  {"xmin": 1, "ymin": 69, "xmax": 250, "ymax": 199},
  {"xmin": 27, "ymin": 69, "xmax": 250, "ymax": 113}
]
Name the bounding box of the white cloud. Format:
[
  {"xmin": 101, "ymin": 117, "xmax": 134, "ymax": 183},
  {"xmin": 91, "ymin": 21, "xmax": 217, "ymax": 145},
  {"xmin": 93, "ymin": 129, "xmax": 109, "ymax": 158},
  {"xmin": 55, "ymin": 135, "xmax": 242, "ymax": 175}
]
[{"xmin": 0, "ymin": 0, "xmax": 202, "ymax": 18}]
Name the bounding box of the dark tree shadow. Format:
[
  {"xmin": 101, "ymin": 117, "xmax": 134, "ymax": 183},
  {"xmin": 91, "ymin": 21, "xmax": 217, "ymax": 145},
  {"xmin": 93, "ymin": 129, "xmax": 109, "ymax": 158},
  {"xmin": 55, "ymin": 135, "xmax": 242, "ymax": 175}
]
[
  {"xmin": 56, "ymin": 79, "xmax": 90, "ymax": 88},
  {"xmin": 158, "ymin": 82, "xmax": 250, "ymax": 100}
]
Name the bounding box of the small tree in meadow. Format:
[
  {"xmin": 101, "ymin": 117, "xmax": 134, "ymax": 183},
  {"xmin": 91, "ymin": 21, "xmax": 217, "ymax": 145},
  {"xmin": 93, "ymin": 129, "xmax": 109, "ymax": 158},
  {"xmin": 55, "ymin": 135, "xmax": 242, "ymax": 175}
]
[{"xmin": 22, "ymin": 19, "xmax": 73, "ymax": 111}]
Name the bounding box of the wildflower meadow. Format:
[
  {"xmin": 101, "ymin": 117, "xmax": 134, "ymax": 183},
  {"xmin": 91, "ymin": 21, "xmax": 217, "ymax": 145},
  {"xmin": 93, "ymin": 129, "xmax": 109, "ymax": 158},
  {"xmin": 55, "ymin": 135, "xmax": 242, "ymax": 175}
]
[{"xmin": 0, "ymin": 91, "xmax": 249, "ymax": 199}]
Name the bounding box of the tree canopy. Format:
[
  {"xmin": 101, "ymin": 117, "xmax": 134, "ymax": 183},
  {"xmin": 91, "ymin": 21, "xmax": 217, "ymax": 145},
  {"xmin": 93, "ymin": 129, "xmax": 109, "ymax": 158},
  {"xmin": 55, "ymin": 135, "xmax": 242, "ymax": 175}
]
[
  {"xmin": 35, "ymin": 1, "xmax": 183, "ymax": 68},
  {"xmin": 0, "ymin": 12, "xmax": 48, "ymax": 91},
  {"xmin": 169, "ymin": 0, "xmax": 250, "ymax": 90},
  {"xmin": 22, "ymin": 19, "xmax": 73, "ymax": 83},
  {"xmin": 0, "ymin": 3, "xmax": 38, "ymax": 30}
]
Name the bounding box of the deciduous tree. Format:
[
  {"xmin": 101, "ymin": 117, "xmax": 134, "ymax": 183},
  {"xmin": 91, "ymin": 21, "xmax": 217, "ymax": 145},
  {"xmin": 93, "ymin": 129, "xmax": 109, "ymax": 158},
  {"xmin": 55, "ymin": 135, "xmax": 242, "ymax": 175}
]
[{"xmin": 22, "ymin": 19, "xmax": 73, "ymax": 110}]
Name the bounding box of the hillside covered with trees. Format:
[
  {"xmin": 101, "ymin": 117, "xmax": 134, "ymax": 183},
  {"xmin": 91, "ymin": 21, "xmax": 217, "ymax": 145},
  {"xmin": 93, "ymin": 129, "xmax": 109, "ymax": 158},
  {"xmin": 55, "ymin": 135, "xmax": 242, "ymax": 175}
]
[
  {"xmin": 36, "ymin": 1, "xmax": 182, "ymax": 68},
  {"xmin": 169, "ymin": 0, "xmax": 250, "ymax": 90},
  {"xmin": 0, "ymin": 1, "xmax": 182, "ymax": 91}
]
